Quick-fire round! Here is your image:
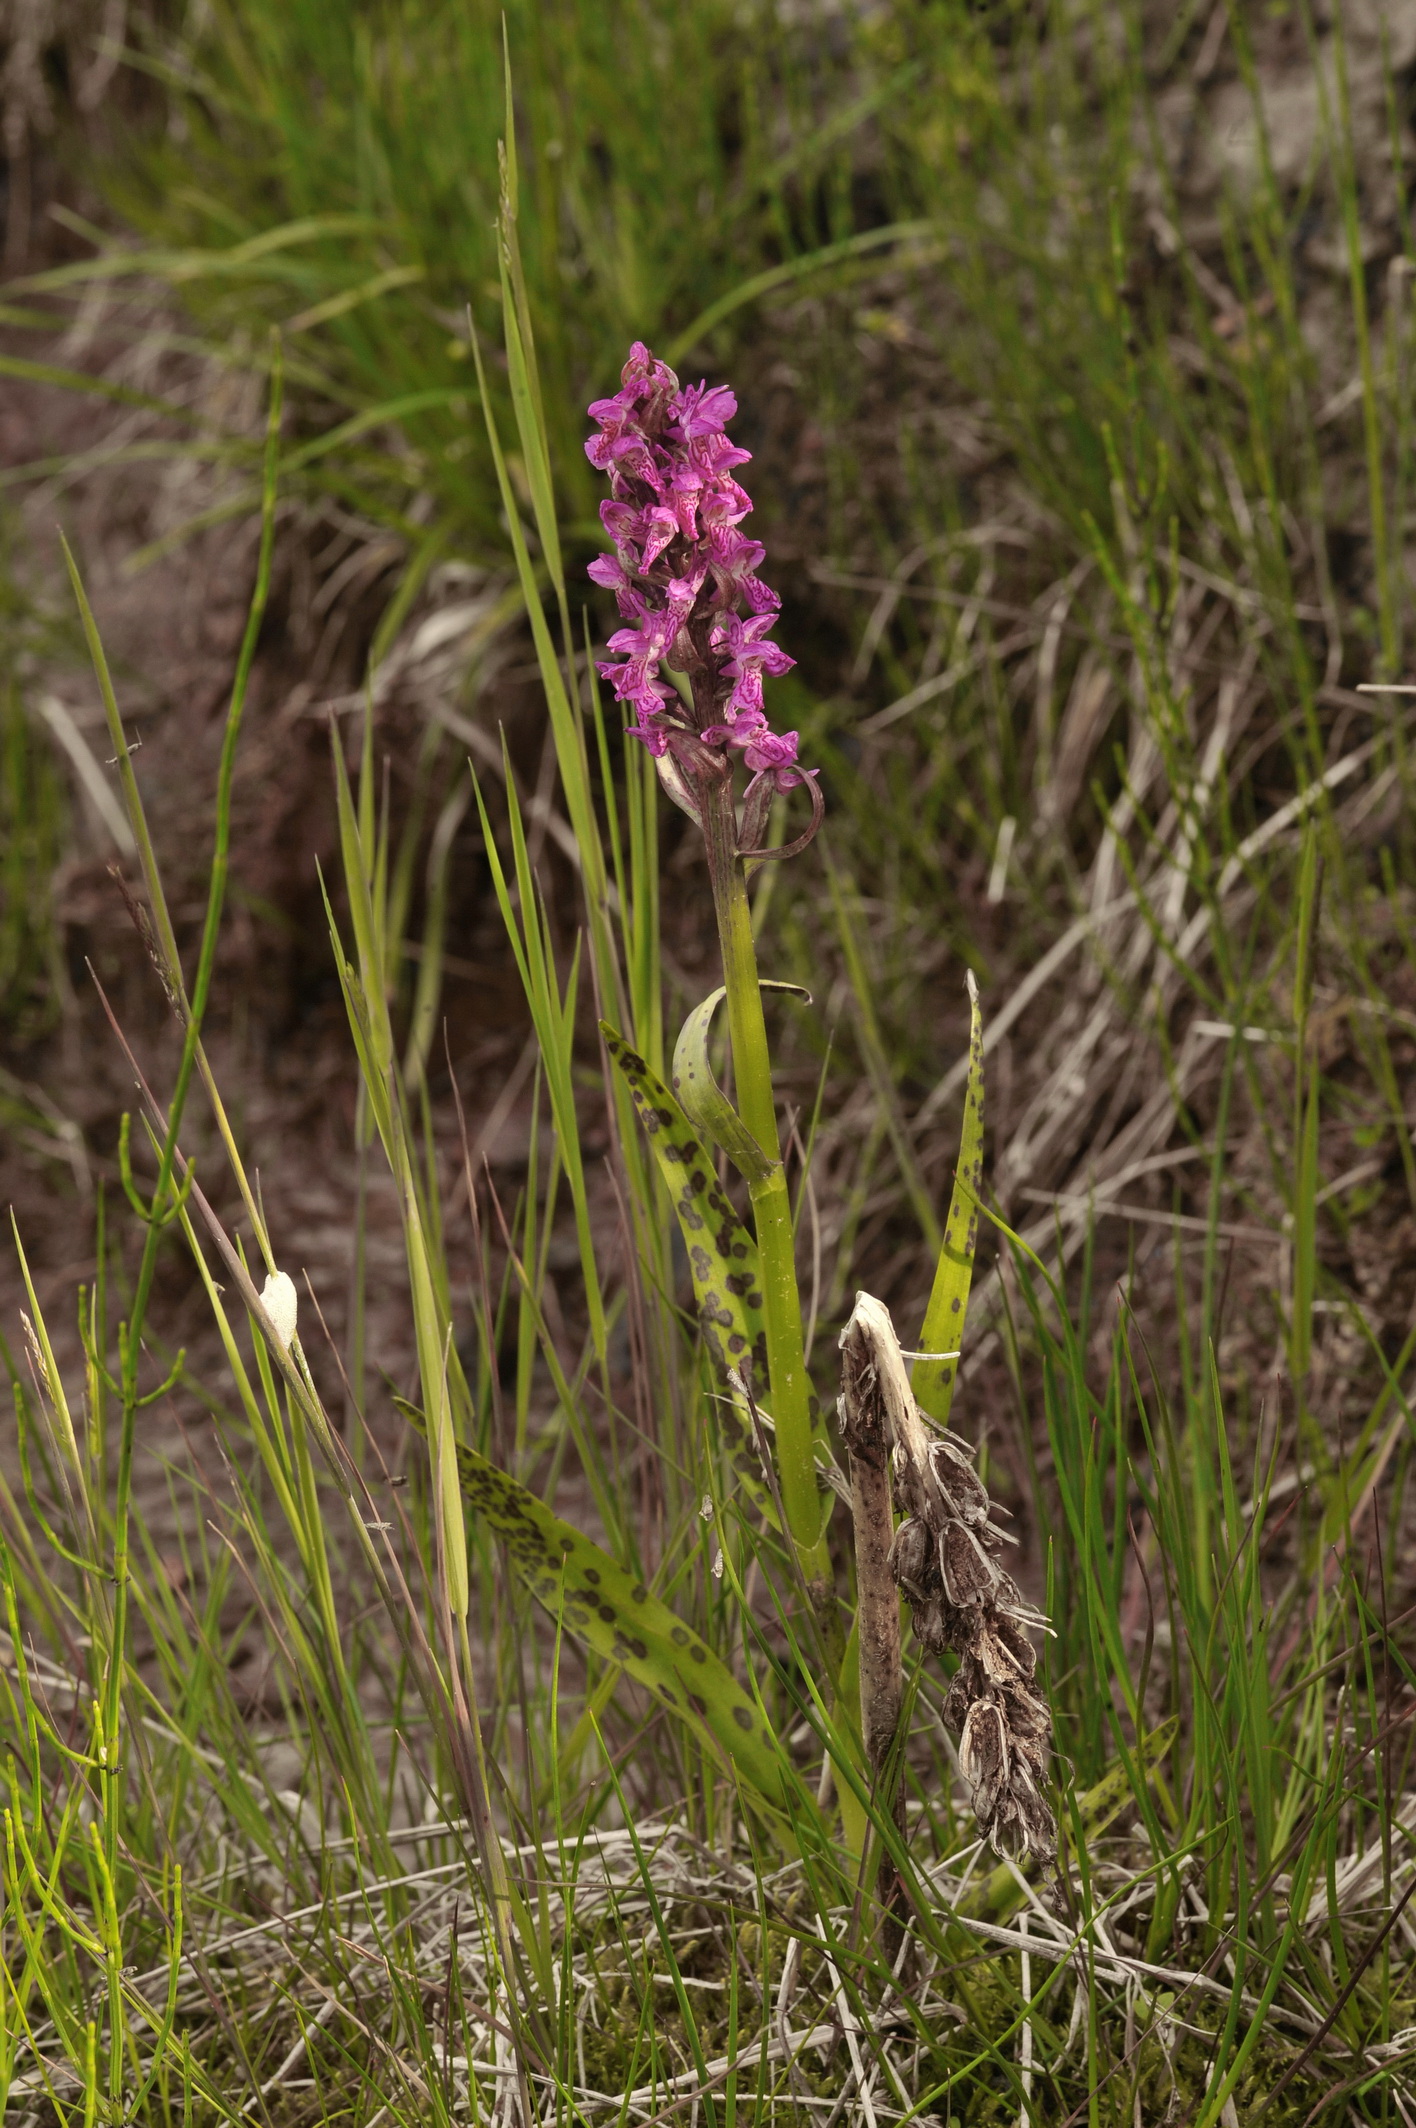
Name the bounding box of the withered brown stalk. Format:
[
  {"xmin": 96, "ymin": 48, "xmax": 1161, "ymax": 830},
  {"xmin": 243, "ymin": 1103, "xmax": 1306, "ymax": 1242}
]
[{"xmin": 840, "ymin": 1292, "xmax": 1058, "ymax": 1873}]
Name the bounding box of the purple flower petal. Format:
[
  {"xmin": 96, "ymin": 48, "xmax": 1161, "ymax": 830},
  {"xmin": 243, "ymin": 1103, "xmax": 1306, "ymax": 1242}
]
[
  {"xmin": 587, "ymin": 552, "xmax": 630, "ymax": 592},
  {"xmin": 666, "ymin": 556, "xmax": 706, "ymax": 595},
  {"xmin": 625, "ymin": 715, "xmax": 673, "ymax": 756},
  {"xmin": 741, "ymin": 727, "xmax": 799, "ymax": 774},
  {"xmin": 672, "ymin": 381, "xmax": 738, "ymax": 438},
  {"xmin": 620, "ymin": 342, "xmax": 679, "ymax": 399},
  {"xmin": 700, "ymin": 708, "xmax": 767, "ymax": 747},
  {"xmin": 639, "ymin": 506, "xmax": 681, "ymax": 571}
]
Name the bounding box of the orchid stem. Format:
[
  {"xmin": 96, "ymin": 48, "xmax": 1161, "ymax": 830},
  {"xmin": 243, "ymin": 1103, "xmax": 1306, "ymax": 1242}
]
[{"xmin": 701, "ymin": 779, "xmax": 835, "ymax": 1612}]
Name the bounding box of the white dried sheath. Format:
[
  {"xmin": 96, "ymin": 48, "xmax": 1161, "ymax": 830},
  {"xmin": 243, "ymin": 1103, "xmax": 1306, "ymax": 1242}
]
[{"xmin": 260, "ymin": 1269, "xmax": 299, "ymax": 1353}]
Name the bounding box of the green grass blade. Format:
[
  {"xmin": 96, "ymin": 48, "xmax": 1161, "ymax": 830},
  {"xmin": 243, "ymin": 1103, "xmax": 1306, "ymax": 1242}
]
[
  {"xmin": 469, "ymin": 322, "xmax": 612, "ymax": 958},
  {"xmin": 914, "ymin": 972, "xmax": 983, "ymax": 1424},
  {"xmin": 825, "ymin": 851, "xmax": 942, "ymax": 1256},
  {"xmin": 663, "ymin": 221, "xmax": 939, "ymax": 368},
  {"xmin": 471, "ymin": 756, "xmax": 607, "ymax": 1366},
  {"xmin": 1291, "ymin": 828, "xmax": 1323, "ymax": 1404}
]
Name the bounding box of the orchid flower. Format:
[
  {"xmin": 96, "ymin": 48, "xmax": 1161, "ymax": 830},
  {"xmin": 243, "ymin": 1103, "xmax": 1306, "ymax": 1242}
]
[{"xmin": 586, "ymin": 343, "xmax": 821, "ymax": 858}]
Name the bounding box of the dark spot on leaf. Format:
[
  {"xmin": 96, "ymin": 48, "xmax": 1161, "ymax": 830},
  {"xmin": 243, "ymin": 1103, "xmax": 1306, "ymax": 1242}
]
[
  {"xmin": 632, "ymin": 1582, "xmax": 648, "ymax": 1603},
  {"xmin": 733, "ymin": 1706, "xmax": 753, "ymax": 1732},
  {"xmin": 690, "ymin": 1644, "xmax": 707, "ymax": 1664},
  {"xmin": 598, "ymin": 1603, "xmax": 616, "ymax": 1623},
  {"xmin": 671, "ymin": 1626, "xmax": 690, "ymax": 1645}
]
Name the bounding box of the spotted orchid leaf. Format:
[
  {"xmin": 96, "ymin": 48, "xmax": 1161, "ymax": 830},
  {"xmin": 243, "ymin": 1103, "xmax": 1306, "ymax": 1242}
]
[
  {"xmin": 442, "ymin": 1428, "xmax": 796, "ymax": 1812},
  {"xmin": 671, "ymin": 981, "xmax": 809, "ymax": 1185},
  {"xmin": 601, "ymin": 1022, "xmax": 778, "ymax": 1526}
]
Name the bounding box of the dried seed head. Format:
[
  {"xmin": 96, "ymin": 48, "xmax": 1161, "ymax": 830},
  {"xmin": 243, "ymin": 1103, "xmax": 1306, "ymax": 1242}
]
[
  {"xmin": 889, "ymin": 1515, "xmax": 933, "ymax": 1601},
  {"xmin": 927, "ymin": 1437, "xmax": 991, "ymax": 1523},
  {"xmin": 975, "ymin": 1619, "xmax": 1037, "ymax": 1688},
  {"xmin": 938, "ymin": 1519, "xmax": 1000, "ymax": 1608},
  {"xmin": 843, "ymin": 1291, "xmax": 1058, "ymax": 1867},
  {"xmin": 942, "ymin": 1660, "xmax": 976, "ymax": 1732},
  {"xmin": 989, "ymin": 1764, "xmax": 1059, "ymax": 1861},
  {"xmin": 909, "ymin": 1593, "xmax": 950, "ymax": 1657},
  {"xmin": 959, "ymin": 1695, "xmax": 1010, "ymax": 1823}
]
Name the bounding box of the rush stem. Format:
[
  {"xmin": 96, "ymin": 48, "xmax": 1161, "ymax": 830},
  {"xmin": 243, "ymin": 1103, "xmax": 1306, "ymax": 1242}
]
[{"xmin": 700, "ymin": 776, "xmax": 833, "ymax": 1597}]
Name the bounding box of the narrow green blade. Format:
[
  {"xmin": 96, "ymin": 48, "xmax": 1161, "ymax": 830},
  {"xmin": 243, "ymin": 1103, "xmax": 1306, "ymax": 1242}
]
[{"xmin": 914, "ymin": 973, "xmax": 985, "ymax": 1425}]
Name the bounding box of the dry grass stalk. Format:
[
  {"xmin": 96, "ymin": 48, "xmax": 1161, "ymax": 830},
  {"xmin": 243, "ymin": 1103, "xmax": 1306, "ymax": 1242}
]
[{"xmin": 838, "ymin": 1294, "xmax": 907, "ymax": 1937}]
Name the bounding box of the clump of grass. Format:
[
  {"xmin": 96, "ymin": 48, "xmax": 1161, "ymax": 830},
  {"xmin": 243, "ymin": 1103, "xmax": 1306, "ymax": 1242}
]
[{"xmin": 3, "ymin": 0, "xmax": 915, "ymax": 582}]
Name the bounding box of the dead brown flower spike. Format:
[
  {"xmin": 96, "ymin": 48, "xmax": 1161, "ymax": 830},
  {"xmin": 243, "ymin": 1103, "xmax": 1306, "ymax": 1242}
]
[{"xmin": 840, "ymin": 1292, "xmax": 1058, "ymax": 1868}]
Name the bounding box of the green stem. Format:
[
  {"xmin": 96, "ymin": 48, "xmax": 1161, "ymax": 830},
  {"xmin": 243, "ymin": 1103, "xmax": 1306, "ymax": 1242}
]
[{"xmin": 700, "ymin": 779, "xmax": 832, "ymax": 1599}]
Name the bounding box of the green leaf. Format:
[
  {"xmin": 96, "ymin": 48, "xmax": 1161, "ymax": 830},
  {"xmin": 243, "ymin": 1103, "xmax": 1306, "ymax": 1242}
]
[
  {"xmin": 601, "ymin": 1022, "xmax": 776, "ymax": 1525},
  {"xmin": 1291, "ymin": 823, "xmax": 1323, "ymax": 1390},
  {"xmin": 671, "ymin": 983, "xmax": 809, "ymax": 1186},
  {"xmin": 0, "ymin": 352, "xmax": 191, "ymax": 417},
  {"xmin": 407, "ymin": 1407, "xmax": 795, "ymax": 1812},
  {"xmin": 914, "ymin": 972, "xmax": 984, "ymax": 1426}
]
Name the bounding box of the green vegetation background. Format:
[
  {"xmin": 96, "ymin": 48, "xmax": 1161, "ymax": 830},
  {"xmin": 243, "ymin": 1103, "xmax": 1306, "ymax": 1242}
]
[{"xmin": 3, "ymin": 2, "xmax": 1416, "ymax": 2122}]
